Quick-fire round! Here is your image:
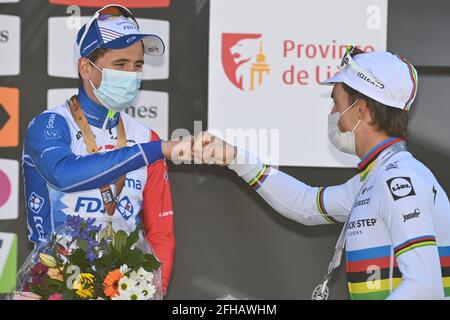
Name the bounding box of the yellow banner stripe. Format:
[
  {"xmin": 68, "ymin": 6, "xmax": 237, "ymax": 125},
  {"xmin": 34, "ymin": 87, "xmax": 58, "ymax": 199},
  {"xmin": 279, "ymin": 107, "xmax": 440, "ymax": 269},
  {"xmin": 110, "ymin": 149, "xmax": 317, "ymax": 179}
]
[{"xmin": 348, "ymin": 278, "xmax": 402, "ymax": 294}]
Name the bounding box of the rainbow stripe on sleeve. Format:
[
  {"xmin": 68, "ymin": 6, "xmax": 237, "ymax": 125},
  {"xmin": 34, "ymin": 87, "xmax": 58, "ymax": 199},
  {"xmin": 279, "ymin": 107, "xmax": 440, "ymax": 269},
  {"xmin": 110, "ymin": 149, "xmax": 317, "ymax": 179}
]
[
  {"xmin": 394, "ymin": 235, "xmax": 437, "ymax": 258},
  {"xmin": 316, "ymin": 187, "xmax": 338, "ymax": 224},
  {"xmin": 247, "ymin": 164, "xmax": 271, "ymax": 190}
]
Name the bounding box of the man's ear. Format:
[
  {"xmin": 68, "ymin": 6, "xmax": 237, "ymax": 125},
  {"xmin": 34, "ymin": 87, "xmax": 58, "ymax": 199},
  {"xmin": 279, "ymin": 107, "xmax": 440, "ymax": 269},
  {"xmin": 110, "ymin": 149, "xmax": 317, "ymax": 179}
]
[
  {"xmin": 78, "ymin": 57, "xmax": 92, "ymax": 80},
  {"xmin": 357, "ymin": 99, "xmax": 372, "ymax": 123}
]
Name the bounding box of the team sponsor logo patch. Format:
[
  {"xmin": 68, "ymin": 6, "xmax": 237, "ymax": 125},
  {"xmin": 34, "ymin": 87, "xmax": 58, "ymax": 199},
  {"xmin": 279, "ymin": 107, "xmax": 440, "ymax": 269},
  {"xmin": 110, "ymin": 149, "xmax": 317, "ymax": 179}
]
[
  {"xmin": 348, "ymin": 218, "xmax": 377, "ymax": 229},
  {"xmin": 353, "ymin": 198, "xmax": 371, "ymax": 208},
  {"xmin": 402, "ymin": 208, "xmax": 420, "ymax": 222},
  {"xmin": 386, "ymin": 176, "xmax": 416, "ymax": 201},
  {"xmin": 44, "ymin": 129, "xmax": 61, "ymax": 140},
  {"xmin": 28, "ymin": 192, "xmax": 44, "ymax": 214},
  {"xmin": 117, "ymin": 196, "xmax": 134, "ymax": 220},
  {"xmin": 385, "ymin": 161, "xmax": 399, "ymax": 171}
]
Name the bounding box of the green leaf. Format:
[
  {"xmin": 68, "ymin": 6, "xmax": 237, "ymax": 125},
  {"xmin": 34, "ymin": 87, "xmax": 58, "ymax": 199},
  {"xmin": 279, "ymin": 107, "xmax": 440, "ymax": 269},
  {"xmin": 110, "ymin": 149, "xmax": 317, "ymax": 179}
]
[
  {"xmin": 77, "ymin": 239, "xmax": 87, "ymax": 252},
  {"xmin": 122, "ymin": 249, "xmax": 146, "ymax": 267},
  {"xmin": 42, "ymin": 278, "xmax": 65, "ymax": 291},
  {"xmin": 28, "ymin": 284, "xmax": 47, "ymax": 299},
  {"xmin": 110, "ymin": 248, "xmax": 122, "ymax": 261},
  {"xmin": 114, "ymin": 230, "xmax": 128, "ymax": 253},
  {"xmin": 143, "ymin": 254, "xmax": 161, "ymax": 271},
  {"xmin": 125, "ymin": 228, "xmax": 140, "ymax": 248},
  {"xmin": 66, "ymin": 248, "xmax": 90, "ymax": 270},
  {"xmin": 62, "ymin": 289, "xmax": 75, "ymax": 300}
]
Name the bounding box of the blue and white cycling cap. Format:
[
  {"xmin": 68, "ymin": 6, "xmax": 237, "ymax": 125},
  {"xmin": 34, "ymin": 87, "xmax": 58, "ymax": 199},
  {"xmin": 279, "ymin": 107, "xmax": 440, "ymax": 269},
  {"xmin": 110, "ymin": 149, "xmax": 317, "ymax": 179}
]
[{"xmin": 74, "ymin": 4, "xmax": 165, "ymax": 61}]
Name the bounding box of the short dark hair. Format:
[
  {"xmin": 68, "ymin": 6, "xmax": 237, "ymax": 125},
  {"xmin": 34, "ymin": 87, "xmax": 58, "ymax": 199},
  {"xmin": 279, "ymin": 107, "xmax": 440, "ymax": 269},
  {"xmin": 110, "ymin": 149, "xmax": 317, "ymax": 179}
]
[
  {"xmin": 86, "ymin": 47, "xmax": 109, "ymax": 63},
  {"xmin": 342, "ymin": 83, "xmax": 409, "ymax": 138},
  {"xmin": 78, "ymin": 48, "xmax": 109, "ymax": 85}
]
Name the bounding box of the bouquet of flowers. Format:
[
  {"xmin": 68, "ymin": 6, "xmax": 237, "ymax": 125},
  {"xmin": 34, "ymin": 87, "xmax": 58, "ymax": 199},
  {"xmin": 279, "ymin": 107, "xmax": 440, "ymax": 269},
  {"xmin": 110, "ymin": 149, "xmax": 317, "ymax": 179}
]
[{"xmin": 6, "ymin": 215, "xmax": 163, "ymax": 300}]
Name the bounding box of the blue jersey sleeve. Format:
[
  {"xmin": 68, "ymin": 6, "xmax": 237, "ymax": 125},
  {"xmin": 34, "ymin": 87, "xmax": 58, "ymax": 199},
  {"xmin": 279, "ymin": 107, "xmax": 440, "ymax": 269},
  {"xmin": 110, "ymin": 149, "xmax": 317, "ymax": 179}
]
[{"xmin": 23, "ymin": 112, "xmax": 163, "ymax": 193}]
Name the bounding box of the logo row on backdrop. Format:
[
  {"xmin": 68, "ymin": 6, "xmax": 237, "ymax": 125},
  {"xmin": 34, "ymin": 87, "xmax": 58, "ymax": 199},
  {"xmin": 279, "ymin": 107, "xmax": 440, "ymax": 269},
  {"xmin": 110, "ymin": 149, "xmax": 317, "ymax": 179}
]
[
  {"xmin": 0, "ymin": 15, "xmax": 170, "ymax": 78},
  {"xmin": 0, "ymin": 0, "xmax": 171, "ymax": 6},
  {"xmin": 0, "ymin": 0, "xmax": 172, "ymax": 293}
]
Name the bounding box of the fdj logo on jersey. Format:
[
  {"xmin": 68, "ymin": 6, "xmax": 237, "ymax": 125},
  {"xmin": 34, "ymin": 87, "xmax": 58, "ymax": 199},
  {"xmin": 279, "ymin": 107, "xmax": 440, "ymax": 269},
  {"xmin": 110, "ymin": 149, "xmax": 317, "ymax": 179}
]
[
  {"xmin": 74, "ymin": 197, "xmax": 134, "ymax": 218},
  {"xmin": 74, "ymin": 197, "xmax": 105, "ymax": 214}
]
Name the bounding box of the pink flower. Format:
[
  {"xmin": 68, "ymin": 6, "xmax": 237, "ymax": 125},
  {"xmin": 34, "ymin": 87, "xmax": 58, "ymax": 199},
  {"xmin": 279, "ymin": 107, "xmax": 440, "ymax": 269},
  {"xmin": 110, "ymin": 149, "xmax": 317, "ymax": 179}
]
[{"xmin": 47, "ymin": 293, "xmax": 63, "ymax": 300}]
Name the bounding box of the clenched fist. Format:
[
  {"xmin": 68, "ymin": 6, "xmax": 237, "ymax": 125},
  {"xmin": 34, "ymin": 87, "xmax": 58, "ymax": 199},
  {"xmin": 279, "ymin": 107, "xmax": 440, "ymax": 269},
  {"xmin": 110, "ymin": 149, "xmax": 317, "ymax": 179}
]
[
  {"xmin": 193, "ymin": 131, "xmax": 237, "ymax": 166},
  {"xmin": 162, "ymin": 135, "xmax": 194, "ymax": 164}
]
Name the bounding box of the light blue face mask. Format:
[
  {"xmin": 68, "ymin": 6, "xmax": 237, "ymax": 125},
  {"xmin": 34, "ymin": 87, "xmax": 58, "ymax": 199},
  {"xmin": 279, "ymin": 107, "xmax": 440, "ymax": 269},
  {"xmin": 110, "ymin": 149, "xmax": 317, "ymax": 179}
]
[{"xmin": 88, "ymin": 60, "xmax": 143, "ymax": 113}]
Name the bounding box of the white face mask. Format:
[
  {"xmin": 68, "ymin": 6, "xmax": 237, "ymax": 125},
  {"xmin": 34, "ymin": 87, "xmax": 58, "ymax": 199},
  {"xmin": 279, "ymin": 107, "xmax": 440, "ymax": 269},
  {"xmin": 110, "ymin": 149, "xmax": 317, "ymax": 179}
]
[
  {"xmin": 327, "ymin": 99, "xmax": 361, "ymax": 155},
  {"xmin": 88, "ymin": 60, "xmax": 143, "ymax": 113}
]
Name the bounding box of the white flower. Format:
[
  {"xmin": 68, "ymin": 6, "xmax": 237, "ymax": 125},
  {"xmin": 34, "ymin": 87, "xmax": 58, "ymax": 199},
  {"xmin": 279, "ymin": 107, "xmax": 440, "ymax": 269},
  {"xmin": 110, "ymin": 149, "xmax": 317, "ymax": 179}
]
[
  {"xmin": 140, "ymin": 283, "xmax": 156, "ymax": 300},
  {"xmin": 138, "ymin": 267, "xmax": 153, "ymax": 279},
  {"xmin": 128, "ymin": 289, "xmax": 146, "ymax": 300},
  {"xmin": 128, "ymin": 268, "xmax": 154, "ymax": 284},
  {"xmin": 128, "ymin": 270, "xmax": 141, "ymax": 282},
  {"xmin": 117, "ymin": 276, "xmax": 137, "ymax": 296},
  {"xmin": 119, "ymin": 264, "xmax": 130, "ymax": 274}
]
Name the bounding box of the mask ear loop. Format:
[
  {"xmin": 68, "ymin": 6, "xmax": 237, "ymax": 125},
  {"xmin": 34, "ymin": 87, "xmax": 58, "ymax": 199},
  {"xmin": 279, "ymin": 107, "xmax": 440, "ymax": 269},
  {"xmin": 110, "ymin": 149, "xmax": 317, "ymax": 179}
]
[
  {"xmin": 340, "ymin": 98, "xmax": 359, "ymax": 117},
  {"xmin": 87, "ymin": 60, "xmax": 103, "ymax": 92},
  {"xmin": 88, "ymin": 59, "xmax": 103, "ymax": 73},
  {"xmin": 339, "ymin": 99, "xmax": 361, "ymax": 133},
  {"xmin": 351, "ymin": 104, "xmax": 362, "ymax": 133}
]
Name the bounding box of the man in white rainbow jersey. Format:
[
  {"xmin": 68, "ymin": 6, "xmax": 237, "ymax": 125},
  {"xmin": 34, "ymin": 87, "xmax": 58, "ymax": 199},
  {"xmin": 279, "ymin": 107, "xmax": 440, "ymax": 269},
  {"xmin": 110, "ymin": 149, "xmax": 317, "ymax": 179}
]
[{"xmin": 194, "ymin": 46, "xmax": 450, "ymax": 300}]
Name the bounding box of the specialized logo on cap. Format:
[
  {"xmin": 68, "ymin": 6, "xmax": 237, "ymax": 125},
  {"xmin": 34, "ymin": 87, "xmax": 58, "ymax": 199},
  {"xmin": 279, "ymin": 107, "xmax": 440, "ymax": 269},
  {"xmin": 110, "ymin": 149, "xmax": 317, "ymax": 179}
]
[
  {"xmin": 356, "ymin": 71, "xmax": 384, "ymax": 90},
  {"xmin": 222, "ymin": 33, "xmax": 270, "ymax": 91},
  {"xmin": 28, "ymin": 192, "xmax": 45, "ymax": 214},
  {"xmin": 386, "ymin": 176, "xmax": 416, "ymax": 201}
]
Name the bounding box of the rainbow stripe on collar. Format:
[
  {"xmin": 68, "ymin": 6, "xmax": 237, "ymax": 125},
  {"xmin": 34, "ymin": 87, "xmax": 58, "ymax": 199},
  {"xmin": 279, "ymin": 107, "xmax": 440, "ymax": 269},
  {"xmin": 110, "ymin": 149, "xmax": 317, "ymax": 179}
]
[{"xmin": 358, "ymin": 137, "xmax": 404, "ymax": 181}]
